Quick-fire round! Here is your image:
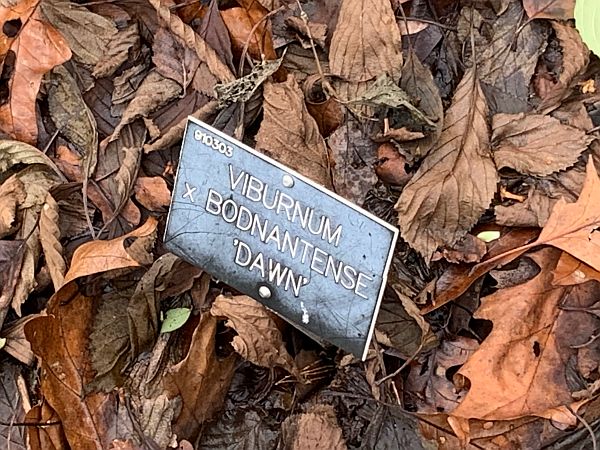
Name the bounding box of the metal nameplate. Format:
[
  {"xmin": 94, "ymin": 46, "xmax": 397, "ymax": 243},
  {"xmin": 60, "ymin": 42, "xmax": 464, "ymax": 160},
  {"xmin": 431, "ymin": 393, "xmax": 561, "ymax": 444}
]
[{"xmin": 164, "ymin": 117, "xmax": 398, "ymax": 359}]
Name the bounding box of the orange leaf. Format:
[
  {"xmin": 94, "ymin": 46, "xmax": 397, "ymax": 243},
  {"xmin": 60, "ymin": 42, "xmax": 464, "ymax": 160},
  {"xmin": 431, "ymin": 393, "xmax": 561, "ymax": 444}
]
[
  {"xmin": 221, "ymin": 2, "xmax": 276, "ymax": 61},
  {"xmin": 0, "ymin": 8, "xmax": 71, "ymax": 143}
]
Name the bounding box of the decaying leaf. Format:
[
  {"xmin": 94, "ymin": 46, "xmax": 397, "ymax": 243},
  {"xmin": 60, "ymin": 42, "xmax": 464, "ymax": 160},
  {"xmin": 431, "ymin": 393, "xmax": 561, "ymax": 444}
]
[
  {"xmin": 0, "ymin": 175, "xmax": 25, "ymax": 238},
  {"xmin": 491, "ymin": 113, "xmax": 593, "ymax": 176},
  {"xmin": 211, "ymin": 295, "xmax": 298, "ymax": 376},
  {"xmin": 133, "ymin": 176, "xmax": 171, "ymax": 211},
  {"xmin": 40, "ymin": 0, "xmax": 117, "ymax": 65},
  {"xmin": 282, "ymin": 404, "xmax": 347, "ymax": 450},
  {"xmin": 39, "ymin": 193, "xmax": 66, "ymax": 291},
  {"xmin": 0, "ymin": 7, "xmax": 71, "ymax": 143},
  {"xmin": 552, "ymin": 252, "xmax": 600, "ymax": 286},
  {"xmin": 63, "ymin": 217, "xmax": 157, "ymax": 284},
  {"xmin": 165, "ymin": 313, "xmax": 236, "ymax": 442},
  {"xmin": 329, "ymin": 0, "xmax": 402, "ymax": 82},
  {"xmin": 0, "ymin": 240, "xmax": 25, "ymax": 329},
  {"xmin": 451, "ymin": 249, "xmax": 577, "ymax": 421},
  {"xmin": 396, "ymin": 68, "xmax": 498, "ymax": 261},
  {"xmin": 93, "ymin": 22, "xmax": 140, "ymax": 79},
  {"xmin": 523, "ymin": 0, "xmax": 575, "ymax": 20},
  {"xmin": 256, "ymin": 75, "xmax": 332, "ymax": 189}
]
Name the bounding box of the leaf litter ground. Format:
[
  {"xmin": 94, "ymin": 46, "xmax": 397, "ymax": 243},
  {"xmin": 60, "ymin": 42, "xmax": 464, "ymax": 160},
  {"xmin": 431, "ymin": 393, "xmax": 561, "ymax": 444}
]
[{"xmin": 1, "ymin": 0, "xmax": 600, "ymax": 449}]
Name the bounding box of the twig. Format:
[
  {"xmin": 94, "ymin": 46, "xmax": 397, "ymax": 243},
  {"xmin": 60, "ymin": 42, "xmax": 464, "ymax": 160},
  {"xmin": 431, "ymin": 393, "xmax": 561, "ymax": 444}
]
[
  {"xmin": 375, "ymin": 343, "xmax": 423, "ymax": 386},
  {"xmin": 568, "ymin": 405, "xmax": 598, "ymax": 450}
]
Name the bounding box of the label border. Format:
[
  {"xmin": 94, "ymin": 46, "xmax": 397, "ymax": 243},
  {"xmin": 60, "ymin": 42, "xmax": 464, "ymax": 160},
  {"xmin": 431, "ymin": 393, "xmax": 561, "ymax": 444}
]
[{"xmin": 165, "ymin": 116, "xmax": 399, "ymax": 360}]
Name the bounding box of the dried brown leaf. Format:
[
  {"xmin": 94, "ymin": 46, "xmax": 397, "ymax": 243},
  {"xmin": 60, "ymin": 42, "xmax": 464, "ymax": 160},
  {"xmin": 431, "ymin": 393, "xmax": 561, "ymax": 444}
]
[
  {"xmin": 39, "ymin": 193, "xmax": 66, "ymax": 291},
  {"xmin": 0, "ymin": 240, "xmax": 25, "ymax": 329},
  {"xmin": 523, "ymin": 0, "xmax": 575, "ymax": 19},
  {"xmin": 149, "ymin": 0, "xmax": 235, "ymax": 85},
  {"xmin": 93, "ymin": 23, "xmax": 140, "ymax": 78},
  {"xmin": 113, "ymin": 146, "xmax": 141, "ymax": 213},
  {"xmin": 221, "ymin": 1, "xmax": 276, "ymax": 61},
  {"xmin": 496, "ymin": 186, "xmax": 556, "ymax": 227},
  {"xmin": 41, "ymin": 0, "xmax": 117, "ymax": 65},
  {"xmin": 400, "ymin": 49, "xmax": 444, "ymax": 157},
  {"xmin": 396, "ymin": 68, "xmax": 498, "ymax": 261},
  {"xmin": 133, "ymin": 176, "xmax": 171, "ymax": 211},
  {"xmin": 0, "ymin": 175, "xmax": 25, "ymax": 238},
  {"xmin": 165, "ymin": 313, "xmax": 236, "ymax": 442},
  {"xmin": 491, "ymin": 113, "xmax": 592, "ymax": 176},
  {"xmin": 210, "ymin": 295, "xmax": 298, "ymax": 375},
  {"xmin": 111, "ymin": 71, "xmax": 181, "ymax": 140},
  {"xmin": 451, "ymin": 249, "xmax": 576, "ymax": 421},
  {"xmin": 0, "ymin": 6, "xmax": 71, "ymax": 143},
  {"xmin": 256, "ymin": 75, "xmax": 332, "ymax": 188},
  {"xmin": 198, "ymin": 0, "xmax": 234, "ymax": 72},
  {"xmin": 63, "ymin": 217, "xmax": 157, "ymax": 284},
  {"xmin": 552, "ymin": 252, "xmax": 600, "ymax": 286},
  {"xmin": 329, "ymin": 0, "xmax": 402, "ymax": 82},
  {"xmin": 48, "ymin": 65, "xmax": 98, "ymax": 162},
  {"xmin": 152, "ymin": 26, "xmax": 199, "ymax": 87},
  {"xmin": 282, "ymin": 404, "xmax": 347, "ymax": 450}
]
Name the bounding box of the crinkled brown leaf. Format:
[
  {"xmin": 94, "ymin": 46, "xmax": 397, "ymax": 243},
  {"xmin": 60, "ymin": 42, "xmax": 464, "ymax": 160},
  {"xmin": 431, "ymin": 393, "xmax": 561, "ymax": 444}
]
[
  {"xmin": 329, "ymin": 0, "xmax": 402, "ymax": 82},
  {"xmin": 164, "ymin": 313, "xmax": 236, "ymax": 442},
  {"xmin": 93, "ymin": 22, "xmax": 140, "ymax": 78},
  {"xmin": 111, "ymin": 71, "xmax": 181, "ymax": 140},
  {"xmin": 41, "ymin": 0, "xmax": 117, "ymax": 65},
  {"xmin": 211, "ymin": 294, "xmax": 298, "ymax": 376},
  {"xmin": 63, "ymin": 217, "xmax": 157, "ymax": 284},
  {"xmin": 552, "ymin": 252, "xmax": 600, "ymax": 286},
  {"xmin": 282, "ymin": 404, "xmax": 347, "ymax": 450},
  {"xmin": 152, "ymin": 26, "xmax": 199, "ymax": 87},
  {"xmin": 0, "ymin": 360, "xmax": 27, "ymax": 450},
  {"xmin": 133, "ymin": 176, "xmax": 171, "ymax": 211},
  {"xmin": 221, "ymin": 1, "xmax": 276, "ymax": 61},
  {"xmin": 0, "ymin": 240, "xmax": 24, "ymax": 329},
  {"xmin": 256, "ymin": 75, "xmax": 332, "ymax": 188},
  {"xmin": 39, "ymin": 193, "xmax": 66, "ymax": 291},
  {"xmin": 523, "ymin": 0, "xmax": 575, "ymax": 19},
  {"xmin": 0, "ymin": 7, "xmax": 71, "ymax": 143},
  {"xmin": 0, "ymin": 175, "xmax": 25, "ymax": 238},
  {"xmin": 491, "ymin": 113, "xmax": 593, "ymax": 176},
  {"xmin": 451, "ymin": 249, "xmax": 577, "ymax": 421},
  {"xmin": 396, "ymin": 68, "xmax": 498, "ymax": 261}
]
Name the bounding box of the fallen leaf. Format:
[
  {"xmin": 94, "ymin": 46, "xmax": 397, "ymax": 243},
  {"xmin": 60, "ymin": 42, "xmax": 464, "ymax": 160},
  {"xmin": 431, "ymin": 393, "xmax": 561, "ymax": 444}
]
[
  {"xmin": 451, "ymin": 249, "xmax": 578, "ymax": 421},
  {"xmin": 495, "ymin": 185, "xmax": 557, "ymax": 227},
  {"xmin": 1, "ymin": 315, "xmax": 37, "ymax": 365},
  {"xmin": 221, "ymin": 0, "xmax": 276, "ymax": 61},
  {"xmin": 396, "ymin": 68, "xmax": 498, "ymax": 261},
  {"xmin": 0, "ymin": 175, "xmax": 25, "ymax": 237},
  {"xmin": 491, "ymin": 113, "xmax": 593, "ymax": 176},
  {"xmin": 39, "ymin": 193, "xmax": 66, "ymax": 291},
  {"xmin": 197, "ymin": 0, "xmax": 234, "ymax": 73},
  {"xmin": 523, "ymin": 0, "xmax": 575, "ymax": 20},
  {"xmin": 25, "ymin": 282, "xmax": 119, "ymax": 449},
  {"xmin": 282, "ymin": 404, "xmax": 347, "ymax": 450},
  {"xmin": 26, "ymin": 402, "xmax": 69, "ymax": 450},
  {"xmin": 374, "ymin": 143, "xmax": 411, "ymax": 187},
  {"xmin": 40, "ymin": 0, "xmax": 117, "ymax": 65},
  {"xmin": 400, "ymin": 48, "xmax": 444, "ymax": 157},
  {"xmin": 0, "ymin": 352, "xmax": 27, "ymax": 450},
  {"xmin": 552, "ymin": 252, "xmax": 600, "ymax": 286},
  {"xmin": 93, "ymin": 23, "xmax": 140, "ymax": 78},
  {"xmin": 303, "ymin": 74, "xmax": 344, "ymax": 138},
  {"xmin": 405, "ymin": 337, "xmax": 478, "ymax": 414},
  {"xmin": 210, "ymin": 295, "xmax": 298, "ymax": 376},
  {"xmin": 0, "ymin": 7, "xmax": 71, "ymax": 143},
  {"xmin": 256, "ymin": 75, "xmax": 332, "ymax": 188},
  {"xmin": 111, "ymin": 71, "xmax": 181, "ymax": 140},
  {"xmin": 329, "ymin": 0, "xmax": 402, "ymax": 82},
  {"xmin": 63, "ymin": 217, "xmax": 157, "ymax": 284},
  {"xmin": 133, "ymin": 176, "xmax": 171, "ymax": 211},
  {"xmin": 164, "ymin": 313, "xmax": 236, "ymax": 442},
  {"xmin": 152, "ymin": 26, "xmax": 199, "ymax": 87},
  {"xmin": 432, "ymin": 233, "xmax": 488, "ymax": 264}
]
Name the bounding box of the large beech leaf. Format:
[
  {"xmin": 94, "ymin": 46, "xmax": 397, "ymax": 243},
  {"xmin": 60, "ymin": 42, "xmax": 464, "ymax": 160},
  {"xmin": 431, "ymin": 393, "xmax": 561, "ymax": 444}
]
[
  {"xmin": 329, "ymin": 0, "xmax": 402, "ymax": 82},
  {"xmin": 451, "ymin": 249, "xmax": 582, "ymax": 421},
  {"xmin": 396, "ymin": 68, "xmax": 498, "ymax": 261}
]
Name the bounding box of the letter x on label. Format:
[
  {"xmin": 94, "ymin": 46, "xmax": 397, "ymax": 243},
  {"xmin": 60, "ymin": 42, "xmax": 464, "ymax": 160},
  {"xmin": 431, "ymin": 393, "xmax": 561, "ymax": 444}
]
[{"xmin": 183, "ymin": 182, "xmax": 197, "ymax": 203}]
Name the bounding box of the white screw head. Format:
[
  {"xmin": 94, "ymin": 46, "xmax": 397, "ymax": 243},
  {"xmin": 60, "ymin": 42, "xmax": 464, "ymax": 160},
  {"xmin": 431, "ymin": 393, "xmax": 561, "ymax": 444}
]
[
  {"xmin": 258, "ymin": 285, "xmax": 272, "ymax": 299},
  {"xmin": 282, "ymin": 174, "xmax": 294, "ymax": 188}
]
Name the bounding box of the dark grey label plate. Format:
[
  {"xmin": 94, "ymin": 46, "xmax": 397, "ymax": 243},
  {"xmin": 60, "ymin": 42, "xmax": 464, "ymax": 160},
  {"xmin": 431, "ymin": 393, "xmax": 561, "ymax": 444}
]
[{"xmin": 164, "ymin": 118, "xmax": 398, "ymax": 359}]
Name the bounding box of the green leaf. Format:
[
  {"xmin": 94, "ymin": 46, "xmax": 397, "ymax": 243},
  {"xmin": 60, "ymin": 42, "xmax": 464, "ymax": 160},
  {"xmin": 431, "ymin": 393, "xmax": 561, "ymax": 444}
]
[
  {"xmin": 477, "ymin": 231, "xmax": 501, "ymax": 243},
  {"xmin": 160, "ymin": 308, "xmax": 192, "ymax": 333},
  {"xmin": 575, "ymin": 0, "xmax": 600, "ymax": 56}
]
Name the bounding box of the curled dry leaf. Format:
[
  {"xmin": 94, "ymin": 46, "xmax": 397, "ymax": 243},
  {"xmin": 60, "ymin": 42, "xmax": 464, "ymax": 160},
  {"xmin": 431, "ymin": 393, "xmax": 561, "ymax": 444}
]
[
  {"xmin": 39, "ymin": 193, "xmax": 66, "ymax": 291},
  {"xmin": 329, "ymin": 0, "xmax": 402, "ymax": 82},
  {"xmin": 0, "ymin": 240, "xmax": 25, "ymax": 329},
  {"xmin": 210, "ymin": 295, "xmax": 299, "ymax": 376},
  {"xmin": 396, "ymin": 68, "xmax": 498, "ymax": 262},
  {"xmin": 491, "ymin": 113, "xmax": 593, "ymax": 176},
  {"xmin": 256, "ymin": 75, "xmax": 332, "ymax": 189},
  {"xmin": 93, "ymin": 22, "xmax": 140, "ymax": 79},
  {"xmin": 133, "ymin": 176, "xmax": 171, "ymax": 211},
  {"xmin": 63, "ymin": 217, "xmax": 157, "ymax": 284},
  {"xmin": 282, "ymin": 404, "xmax": 347, "ymax": 450},
  {"xmin": 164, "ymin": 313, "xmax": 236, "ymax": 442},
  {"xmin": 523, "ymin": 0, "xmax": 575, "ymax": 20},
  {"xmin": 0, "ymin": 175, "xmax": 25, "ymax": 238},
  {"xmin": 303, "ymin": 75, "xmax": 344, "ymax": 138},
  {"xmin": 451, "ymin": 249, "xmax": 577, "ymax": 421},
  {"xmin": 0, "ymin": 6, "xmax": 71, "ymax": 143}
]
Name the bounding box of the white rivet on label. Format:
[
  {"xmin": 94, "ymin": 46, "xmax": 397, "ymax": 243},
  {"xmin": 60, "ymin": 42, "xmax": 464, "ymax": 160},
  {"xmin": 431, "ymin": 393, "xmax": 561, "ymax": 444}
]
[
  {"xmin": 258, "ymin": 285, "xmax": 272, "ymax": 299},
  {"xmin": 282, "ymin": 174, "xmax": 294, "ymax": 188}
]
